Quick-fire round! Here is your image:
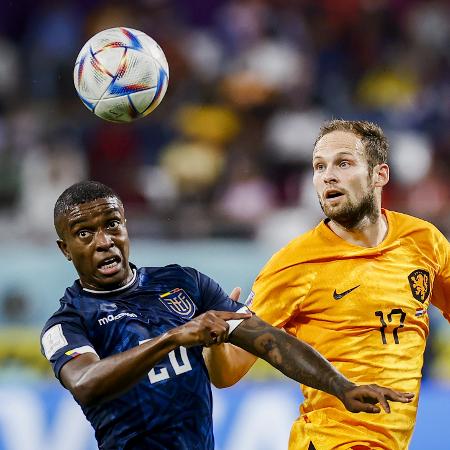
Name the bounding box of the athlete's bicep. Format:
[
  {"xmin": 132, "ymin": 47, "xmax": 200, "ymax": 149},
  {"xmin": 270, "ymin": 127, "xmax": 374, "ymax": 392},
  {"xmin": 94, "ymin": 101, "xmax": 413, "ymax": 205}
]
[{"xmin": 60, "ymin": 352, "xmax": 100, "ymax": 391}]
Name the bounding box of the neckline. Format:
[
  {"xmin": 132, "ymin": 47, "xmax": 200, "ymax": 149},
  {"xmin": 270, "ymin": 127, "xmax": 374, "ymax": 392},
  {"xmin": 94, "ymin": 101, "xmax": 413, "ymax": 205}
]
[
  {"xmin": 82, "ymin": 268, "xmax": 137, "ymax": 294},
  {"xmin": 320, "ymin": 209, "xmax": 393, "ymax": 250}
]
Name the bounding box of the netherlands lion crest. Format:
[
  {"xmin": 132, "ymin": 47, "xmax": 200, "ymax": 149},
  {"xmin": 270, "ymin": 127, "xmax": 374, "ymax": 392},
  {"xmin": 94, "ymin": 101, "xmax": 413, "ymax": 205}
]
[
  {"xmin": 159, "ymin": 288, "xmax": 196, "ymax": 318},
  {"xmin": 408, "ymin": 269, "xmax": 430, "ymax": 303}
]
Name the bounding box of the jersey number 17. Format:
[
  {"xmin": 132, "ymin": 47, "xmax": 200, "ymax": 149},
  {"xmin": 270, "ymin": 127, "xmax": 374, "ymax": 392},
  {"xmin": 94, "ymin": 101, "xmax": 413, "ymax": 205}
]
[{"xmin": 375, "ymin": 308, "xmax": 406, "ymax": 344}]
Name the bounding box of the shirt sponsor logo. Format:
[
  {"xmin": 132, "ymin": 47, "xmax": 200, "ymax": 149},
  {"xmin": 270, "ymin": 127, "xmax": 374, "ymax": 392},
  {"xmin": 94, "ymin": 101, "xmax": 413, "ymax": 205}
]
[
  {"xmin": 98, "ymin": 312, "xmax": 137, "ymax": 326},
  {"xmin": 159, "ymin": 288, "xmax": 196, "ymax": 319},
  {"xmin": 333, "ymin": 285, "xmax": 360, "ymax": 300},
  {"xmin": 408, "ymin": 269, "xmax": 430, "ymax": 303},
  {"xmin": 99, "ymin": 302, "xmax": 117, "ymax": 312}
]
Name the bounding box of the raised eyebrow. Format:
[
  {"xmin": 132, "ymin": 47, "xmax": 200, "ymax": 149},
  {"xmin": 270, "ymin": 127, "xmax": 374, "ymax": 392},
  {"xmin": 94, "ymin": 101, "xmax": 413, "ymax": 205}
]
[
  {"xmin": 335, "ymin": 152, "xmax": 355, "ymax": 159},
  {"xmin": 68, "ymin": 209, "xmax": 122, "ymax": 230},
  {"xmin": 313, "ymin": 151, "xmax": 355, "ymax": 162},
  {"xmin": 331, "ymin": 151, "xmax": 356, "ymax": 159},
  {"xmin": 105, "ymin": 213, "xmax": 123, "ymax": 222},
  {"xmin": 312, "ymin": 158, "xmax": 326, "ymax": 168},
  {"xmin": 68, "ymin": 218, "xmax": 90, "ymax": 231},
  {"xmin": 101, "ymin": 206, "xmax": 121, "ymax": 215}
]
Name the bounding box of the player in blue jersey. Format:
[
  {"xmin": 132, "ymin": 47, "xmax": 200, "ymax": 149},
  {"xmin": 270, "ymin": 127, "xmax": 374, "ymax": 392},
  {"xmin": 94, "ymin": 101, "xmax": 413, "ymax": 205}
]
[{"xmin": 41, "ymin": 181, "xmax": 414, "ymax": 450}]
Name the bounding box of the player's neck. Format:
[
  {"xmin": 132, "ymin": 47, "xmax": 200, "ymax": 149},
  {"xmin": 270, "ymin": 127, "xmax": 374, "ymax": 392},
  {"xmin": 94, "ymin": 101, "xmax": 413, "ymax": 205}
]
[{"xmin": 328, "ymin": 211, "xmax": 388, "ymax": 248}]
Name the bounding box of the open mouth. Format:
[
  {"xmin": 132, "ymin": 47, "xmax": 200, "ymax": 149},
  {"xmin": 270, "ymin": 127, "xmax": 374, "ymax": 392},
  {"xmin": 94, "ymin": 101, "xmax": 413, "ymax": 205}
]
[
  {"xmin": 97, "ymin": 256, "xmax": 121, "ymax": 274},
  {"xmin": 324, "ymin": 190, "xmax": 344, "ymax": 200}
]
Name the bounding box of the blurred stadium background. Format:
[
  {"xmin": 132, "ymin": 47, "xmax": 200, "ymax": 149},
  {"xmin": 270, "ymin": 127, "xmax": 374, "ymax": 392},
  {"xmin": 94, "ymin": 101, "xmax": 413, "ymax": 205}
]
[{"xmin": 0, "ymin": 1, "xmax": 449, "ymax": 449}]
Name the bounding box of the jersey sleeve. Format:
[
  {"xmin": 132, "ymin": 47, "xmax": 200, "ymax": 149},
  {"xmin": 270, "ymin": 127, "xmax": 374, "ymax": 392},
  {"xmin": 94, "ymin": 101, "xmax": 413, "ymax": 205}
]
[
  {"xmin": 196, "ymin": 271, "xmax": 250, "ymax": 334},
  {"xmin": 430, "ymin": 231, "xmax": 450, "ymax": 322},
  {"xmin": 249, "ymin": 255, "xmax": 315, "ymax": 329},
  {"xmin": 40, "ymin": 307, "xmax": 98, "ymax": 380}
]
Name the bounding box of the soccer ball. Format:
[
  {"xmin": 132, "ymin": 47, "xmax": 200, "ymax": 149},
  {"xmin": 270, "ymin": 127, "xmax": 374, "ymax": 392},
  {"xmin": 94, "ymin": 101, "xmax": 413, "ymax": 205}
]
[{"xmin": 73, "ymin": 27, "xmax": 169, "ymax": 123}]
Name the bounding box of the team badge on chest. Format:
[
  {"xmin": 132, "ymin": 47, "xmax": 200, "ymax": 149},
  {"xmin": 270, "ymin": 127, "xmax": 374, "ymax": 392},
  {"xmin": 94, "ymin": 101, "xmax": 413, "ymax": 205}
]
[
  {"xmin": 408, "ymin": 269, "xmax": 430, "ymax": 303},
  {"xmin": 159, "ymin": 288, "xmax": 197, "ymax": 318}
]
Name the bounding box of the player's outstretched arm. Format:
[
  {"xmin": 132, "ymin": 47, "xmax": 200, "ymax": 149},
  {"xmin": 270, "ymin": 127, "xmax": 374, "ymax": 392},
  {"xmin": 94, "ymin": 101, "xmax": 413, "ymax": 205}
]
[
  {"xmin": 59, "ymin": 310, "xmax": 251, "ymax": 407},
  {"xmin": 229, "ymin": 315, "xmax": 414, "ymax": 413},
  {"xmin": 204, "ymin": 287, "xmax": 258, "ymax": 387}
]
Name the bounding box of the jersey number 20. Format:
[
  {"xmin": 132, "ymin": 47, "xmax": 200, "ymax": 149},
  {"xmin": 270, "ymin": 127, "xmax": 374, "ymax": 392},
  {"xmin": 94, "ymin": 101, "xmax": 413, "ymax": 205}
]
[{"xmin": 139, "ymin": 339, "xmax": 193, "ymax": 383}]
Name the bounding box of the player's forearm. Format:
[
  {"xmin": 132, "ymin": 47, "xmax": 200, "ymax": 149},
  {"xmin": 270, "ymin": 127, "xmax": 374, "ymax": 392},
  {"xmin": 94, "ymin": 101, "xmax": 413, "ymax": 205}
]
[
  {"xmin": 229, "ymin": 316, "xmax": 355, "ymax": 401},
  {"xmin": 203, "ymin": 343, "xmax": 257, "ymax": 388},
  {"xmin": 65, "ymin": 310, "xmax": 251, "ymax": 406},
  {"xmin": 72, "ymin": 329, "xmax": 181, "ymax": 406}
]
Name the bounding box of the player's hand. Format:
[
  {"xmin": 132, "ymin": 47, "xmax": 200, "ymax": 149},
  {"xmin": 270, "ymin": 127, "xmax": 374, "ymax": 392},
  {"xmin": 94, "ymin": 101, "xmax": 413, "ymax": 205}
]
[
  {"xmin": 176, "ymin": 310, "xmax": 252, "ymax": 348},
  {"xmin": 229, "ymin": 287, "xmax": 241, "ymax": 302},
  {"xmin": 340, "ymin": 384, "xmax": 414, "ymax": 414}
]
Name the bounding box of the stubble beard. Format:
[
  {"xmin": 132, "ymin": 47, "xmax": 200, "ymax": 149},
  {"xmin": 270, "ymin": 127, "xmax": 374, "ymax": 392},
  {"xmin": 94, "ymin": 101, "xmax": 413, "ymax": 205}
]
[{"xmin": 319, "ymin": 189, "xmax": 379, "ymax": 230}]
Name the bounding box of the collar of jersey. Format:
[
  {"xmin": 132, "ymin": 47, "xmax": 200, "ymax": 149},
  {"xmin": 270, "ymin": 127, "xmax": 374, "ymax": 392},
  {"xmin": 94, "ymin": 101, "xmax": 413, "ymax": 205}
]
[
  {"xmin": 82, "ymin": 268, "xmax": 137, "ymax": 295},
  {"xmin": 320, "ymin": 209, "xmax": 398, "ymax": 252}
]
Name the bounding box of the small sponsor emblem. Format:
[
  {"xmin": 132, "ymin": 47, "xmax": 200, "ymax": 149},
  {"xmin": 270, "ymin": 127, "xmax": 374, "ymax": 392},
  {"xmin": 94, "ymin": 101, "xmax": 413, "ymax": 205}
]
[
  {"xmin": 159, "ymin": 288, "xmax": 196, "ymax": 319},
  {"xmin": 408, "ymin": 269, "xmax": 430, "ymax": 303},
  {"xmin": 99, "ymin": 302, "xmax": 117, "ymax": 312},
  {"xmin": 333, "ymin": 285, "xmax": 360, "ymax": 300},
  {"xmin": 42, "ymin": 324, "xmax": 68, "ymax": 359}
]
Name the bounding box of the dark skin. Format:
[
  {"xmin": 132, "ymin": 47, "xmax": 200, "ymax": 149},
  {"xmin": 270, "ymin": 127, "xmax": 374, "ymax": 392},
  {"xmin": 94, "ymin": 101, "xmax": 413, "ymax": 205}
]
[
  {"xmin": 57, "ymin": 197, "xmax": 414, "ymax": 411},
  {"xmin": 55, "ymin": 197, "xmax": 133, "ymax": 291}
]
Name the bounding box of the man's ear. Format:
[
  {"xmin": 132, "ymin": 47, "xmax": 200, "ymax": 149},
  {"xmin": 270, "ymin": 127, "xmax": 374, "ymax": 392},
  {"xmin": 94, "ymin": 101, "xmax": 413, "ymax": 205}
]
[
  {"xmin": 57, "ymin": 240, "xmax": 71, "ymax": 261},
  {"xmin": 374, "ymin": 163, "xmax": 389, "ymax": 188}
]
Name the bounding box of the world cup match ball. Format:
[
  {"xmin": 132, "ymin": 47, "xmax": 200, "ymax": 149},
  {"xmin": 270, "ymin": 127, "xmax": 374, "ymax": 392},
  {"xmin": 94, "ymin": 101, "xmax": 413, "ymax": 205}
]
[{"xmin": 74, "ymin": 27, "xmax": 169, "ymax": 123}]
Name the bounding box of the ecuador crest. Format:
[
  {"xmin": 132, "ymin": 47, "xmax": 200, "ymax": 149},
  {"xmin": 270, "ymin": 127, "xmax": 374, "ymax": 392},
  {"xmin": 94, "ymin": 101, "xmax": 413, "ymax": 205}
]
[{"xmin": 159, "ymin": 288, "xmax": 197, "ymax": 319}]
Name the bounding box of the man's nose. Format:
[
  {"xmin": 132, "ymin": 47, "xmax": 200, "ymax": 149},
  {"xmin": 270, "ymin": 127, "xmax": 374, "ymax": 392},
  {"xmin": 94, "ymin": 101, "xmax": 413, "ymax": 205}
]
[
  {"xmin": 322, "ymin": 166, "xmax": 338, "ymax": 183},
  {"xmin": 95, "ymin": 230, "xmax": 114, "ymax": 250}
]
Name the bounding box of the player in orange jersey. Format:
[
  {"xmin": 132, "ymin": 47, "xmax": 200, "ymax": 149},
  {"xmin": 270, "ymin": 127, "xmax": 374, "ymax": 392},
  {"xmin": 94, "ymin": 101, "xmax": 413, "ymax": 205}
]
[{"xmin": 204, "ymin": 120, "xmax": 450, "ymax": 450}]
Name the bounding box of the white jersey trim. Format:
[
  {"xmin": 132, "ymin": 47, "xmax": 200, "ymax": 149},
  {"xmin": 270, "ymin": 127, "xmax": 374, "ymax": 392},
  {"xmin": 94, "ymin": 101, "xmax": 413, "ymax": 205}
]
[
  {"xmin": 83, "ymin": 269, "xmax": 137, "ymax": 294},
  {"xmin": 65, "ymin": 346, "xmax": 98, "ymax": 357},
  {"xmin": 227, "ymin": 306, "xmax": 251, "ymax": 335}
]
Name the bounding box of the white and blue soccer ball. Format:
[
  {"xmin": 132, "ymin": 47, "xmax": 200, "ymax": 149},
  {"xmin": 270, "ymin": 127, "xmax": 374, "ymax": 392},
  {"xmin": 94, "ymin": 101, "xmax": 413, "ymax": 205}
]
[{"xmin": 74, "ymin": 27, "xmax": 169, "ymax": 123}]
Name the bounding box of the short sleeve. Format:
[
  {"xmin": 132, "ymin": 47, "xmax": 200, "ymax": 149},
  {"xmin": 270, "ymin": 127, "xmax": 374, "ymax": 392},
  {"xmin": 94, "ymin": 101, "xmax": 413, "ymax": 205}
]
[
  {"xmin": 196, "ymin": 272, "xmax": 245, "ymax": 313},
  {"xmin": 249, "ymin": 255, "xmax": 315, "ymax": 329},
  {"xmin": 40, "ymin": 308, "xmax": 98, "ymax": 380},
  {"xmin": 196, "ymin": 271, "xmax": 250, "ymax": 334},
  {"xmin": 430, "ymin": 231, "xmax": 450, "ymax": 323}
]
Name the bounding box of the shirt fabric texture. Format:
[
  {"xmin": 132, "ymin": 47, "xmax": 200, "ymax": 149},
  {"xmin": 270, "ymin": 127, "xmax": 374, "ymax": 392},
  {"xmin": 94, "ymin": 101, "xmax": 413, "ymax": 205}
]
[
  {"xmin": 41, "ymin": 264, "xmax": 246, "ymax": 450},
  {"xmin": 250, "ymin": 210, "xmax": 450, "ymax": 450}
]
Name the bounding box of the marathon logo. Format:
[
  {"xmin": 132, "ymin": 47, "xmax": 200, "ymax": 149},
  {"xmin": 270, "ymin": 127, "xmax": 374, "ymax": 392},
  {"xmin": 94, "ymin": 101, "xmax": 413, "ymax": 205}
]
[{"xmin": 98, "ymin": 312, "xmax": 137, "ymax": 326}]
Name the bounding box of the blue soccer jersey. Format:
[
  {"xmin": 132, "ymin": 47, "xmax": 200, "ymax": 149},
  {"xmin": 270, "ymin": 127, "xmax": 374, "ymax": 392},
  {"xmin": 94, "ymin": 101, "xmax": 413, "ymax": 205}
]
[{"xmin": 40, "ymin": 264, "xmax": 246, "ymax": 450}]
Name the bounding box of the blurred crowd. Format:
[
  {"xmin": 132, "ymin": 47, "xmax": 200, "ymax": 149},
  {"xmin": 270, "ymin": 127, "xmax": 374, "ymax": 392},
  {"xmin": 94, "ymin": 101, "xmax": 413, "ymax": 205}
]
[
  {"xmin": 0, "ymin": 0, "xmax": 449, "ymax": 243},
  {"xmin": 0, "ymin": 0, "xmax": 449, "ymax": 381}
]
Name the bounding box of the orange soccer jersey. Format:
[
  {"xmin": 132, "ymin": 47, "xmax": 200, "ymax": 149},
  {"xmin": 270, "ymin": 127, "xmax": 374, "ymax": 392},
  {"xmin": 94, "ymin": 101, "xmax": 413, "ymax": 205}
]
[{"xmin": 250, "ymin": 210, "xmax": 450, "ymax": 450}]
